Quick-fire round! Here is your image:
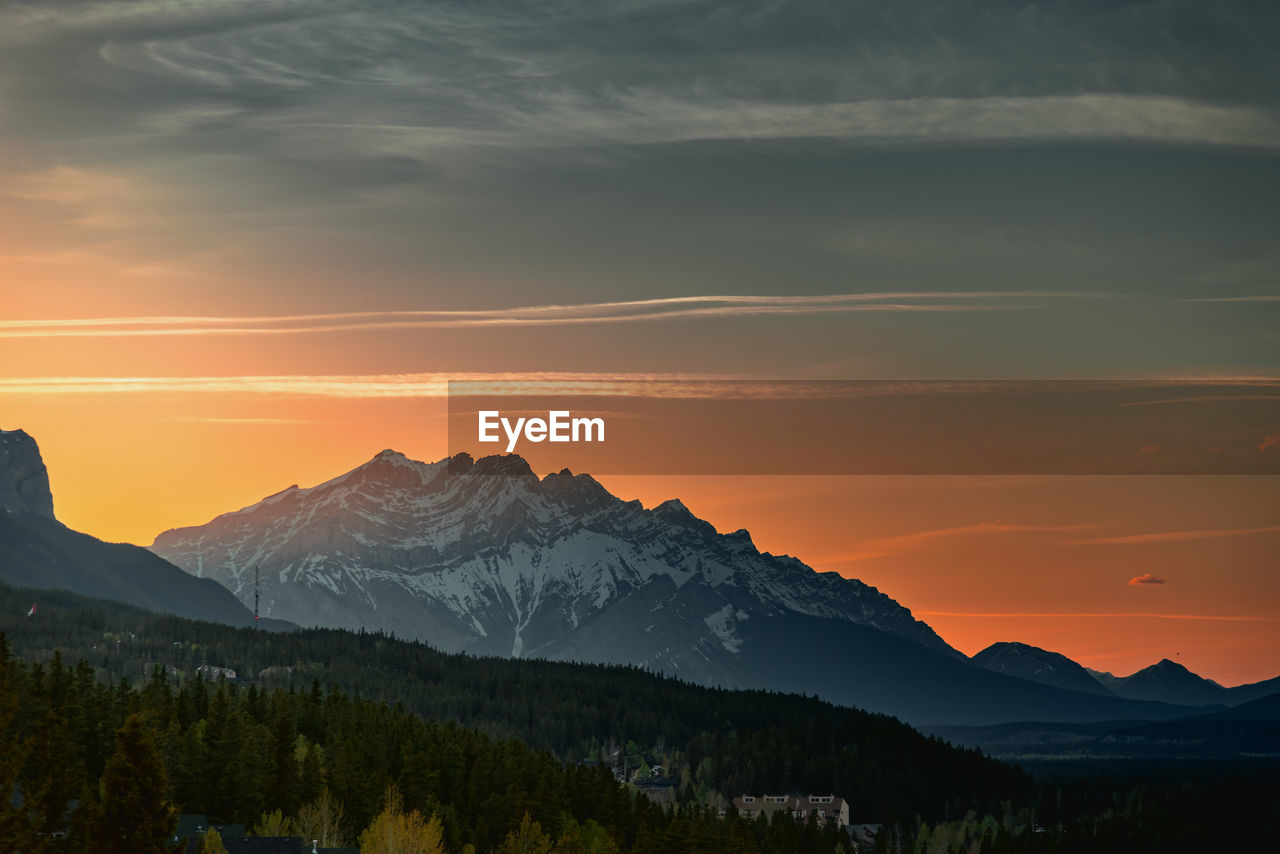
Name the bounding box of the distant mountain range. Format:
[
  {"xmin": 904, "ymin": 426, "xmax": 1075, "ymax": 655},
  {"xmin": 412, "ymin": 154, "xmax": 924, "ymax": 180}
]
[
  {"xmin": 972, "ymin": 640, "xmax": 1280, "ymax": 708},
  {"xmin": 6, "ymin": 429, "xmax": 1274, "ymax": 729},
  {"xmin": 149, "ymin": 448, "xmax": 1277, "ymax": 726},
  {"xmin": 0, "ymin": 429, "xmax": 285, "ymax": 629}
]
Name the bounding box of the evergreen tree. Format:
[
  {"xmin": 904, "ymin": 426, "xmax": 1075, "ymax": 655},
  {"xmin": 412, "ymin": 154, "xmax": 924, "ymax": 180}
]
[
  {"xmin": 268, "ymin": 694, "xmax": 301, "ymax": 815},
  {"xmin": 0, "ymin": 632, "xmax": 34, "ymax": 853},
  {"xmin": 86, "ymin": 714, "xmax": 176, "ymax": 854},
  {"xmin": 23, "ymin": 708, "xmax": 82, "ymax": 851}
]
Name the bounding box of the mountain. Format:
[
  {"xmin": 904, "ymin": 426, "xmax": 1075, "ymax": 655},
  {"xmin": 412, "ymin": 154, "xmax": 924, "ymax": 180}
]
[
  {"xmin": 0, "ymin": 428, "xmax": 55, "ymax": 519},
  {"xmin": 1085, "ymin": 666, "xmax": 1125, "ymax": 693},
  {"xmin": 152, "ymin": 449, "xmax": 1211, "ymax": 726},
  {"xmin": 1109, "ymin": 659, "xmax": 1227, "ymax": 706},
  {"xmin": 152, "ymin": 449, "xmax": 956, "ymax": 660},
  {"xmin": 972, "ymin": 642, "xmax": 1114, "ymax": 696},
  {"xmin": 0, "ymin": 428, "xmax": 284, "ymax": 628},
  {"xmin": 1088, "ymin": 660, "xmax": 1280, "ymax": 707},
  {"xmin": 1224, "ymin": 675, "xmax": 1280, "ymax": 706}
]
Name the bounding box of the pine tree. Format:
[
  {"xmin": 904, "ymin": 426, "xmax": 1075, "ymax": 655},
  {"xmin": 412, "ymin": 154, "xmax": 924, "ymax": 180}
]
[
  {"xmin": 23, "ymin": 708, "xmax": 83, "ymax": 851},
  {"xmin": 0, "ymin": 632, "xmax": 35, "ymax": 853},
  {"xmin": 85, "ymin": 714, "xmax": 176, "ymax": 854},
  {"xmin": 267, "ymin": 694, "xmax": 301, "ymax": 815}
]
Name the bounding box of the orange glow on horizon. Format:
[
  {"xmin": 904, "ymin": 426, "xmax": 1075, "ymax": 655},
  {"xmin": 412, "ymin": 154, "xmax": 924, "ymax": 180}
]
[{"xmin": 8, "ymin": 393, "xmax": 1274, "ymax": 687}]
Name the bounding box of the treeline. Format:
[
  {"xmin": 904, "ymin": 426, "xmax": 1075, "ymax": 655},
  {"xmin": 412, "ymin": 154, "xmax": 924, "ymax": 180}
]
[
  {"xmin": 1, "ymin": 634, "xmax": 853, "ymax": 853},
  {"xmin": 0, "ymin": 584, "xmax": 1022, "ymax": 827},
  {"xmin": 4, "ymin": 585, "xmax": 1277, "ymax": 852}
]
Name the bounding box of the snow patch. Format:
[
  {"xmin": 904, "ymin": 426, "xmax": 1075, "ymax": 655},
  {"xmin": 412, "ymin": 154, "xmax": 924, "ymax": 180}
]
[{"xmin": 703, "ymin": 604, "xmax": 744, "ymax": 654}]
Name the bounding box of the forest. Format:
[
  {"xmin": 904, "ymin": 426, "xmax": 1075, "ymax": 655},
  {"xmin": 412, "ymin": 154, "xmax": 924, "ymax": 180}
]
[{"xmin": 2, "ymin": 582, "xmax": 1277, "ymax": 853}]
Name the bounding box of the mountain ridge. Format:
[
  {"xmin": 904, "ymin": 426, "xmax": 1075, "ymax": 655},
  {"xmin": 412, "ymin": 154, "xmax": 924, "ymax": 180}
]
[
  {"xmin": 153, "ymin": 449, "xmax": 959, "ymax": 663},
  {"xmin": 150, "ymin": 448, "xmax": 1235, "ymax": 726},
  {"xmin": 976, "ymin": 640, "xmax": 1279, "ymax": 707},
  {"xmin": 0, "ymin": 428, "xmax": 288, "ymax": 630}
]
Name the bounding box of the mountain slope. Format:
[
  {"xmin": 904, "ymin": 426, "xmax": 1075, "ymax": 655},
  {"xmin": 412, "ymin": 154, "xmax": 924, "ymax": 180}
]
[
  {"xmin": 151, "ymin": 449, "xmax": 1221, "ymax": 726},
  {"xmin": 1112, "ymin": 659, "xmax": 1227, "ymax": 706},
  {"xmin": 151, "ymin": 450, "xmax": 958, "ymax": 667},
  {"xmin": 972, "ymin": 642, "xmax": 1115, "ymax": 696},
  {"xmin": 0, "ymin": 429, "xmax": 284, "ymax": 629}
]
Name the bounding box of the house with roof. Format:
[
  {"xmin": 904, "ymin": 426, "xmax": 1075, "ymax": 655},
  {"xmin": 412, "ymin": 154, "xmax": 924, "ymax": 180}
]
[{"xmin": 726, "ymin": 794, "xmax": 850, "ymax": 828}]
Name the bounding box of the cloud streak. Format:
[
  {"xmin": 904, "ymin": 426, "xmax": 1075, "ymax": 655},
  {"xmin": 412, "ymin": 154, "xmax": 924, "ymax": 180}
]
[
  {"xmin": 513, "ymin": 93, "xmax": 1280, "ymax": 151},
  {"xmin": 917, "ymin": 611, "xmax": 1280, "ymax": 622},
  {"xmin": 1129, "ymin": 573, "xmax": 1167, "ymax": 585},
  {"xmin": 1074, "ymin": 526, "xmax": 1280, "ymax": 546},
  {"xmin": 0, "ymin": 292, "xmax": 1095, "ymax": 339},
  {"xmin": 817, "ymin": 522, "xmax": 1094, "ymax": 563}
]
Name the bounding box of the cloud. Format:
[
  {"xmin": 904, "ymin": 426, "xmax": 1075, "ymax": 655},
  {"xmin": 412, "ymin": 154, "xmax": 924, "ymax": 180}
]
[
  {"xmin": 5, "ymin": 2, "xmax": 1279, "ymax": 172},
  {"xmin": 514, "ymin": 92, "xmax": 1280, "ymax": 151},
  {"xmin": 0, "ymin": 292, "xmax": 1095, "ymax": 339},
  {"xmin": 1260, "ymin": 433, "xmax": 1280, "ymax": 452},
  {"xmin": 1180, "ymin": 295, "xmax": 1280, "ymax": 303},
  {"xmin": 1117, "ymin": 395, "xmax": 1280, "ymax": 407},
  {"xmin": 153, "ymin": 416, "xmax": 316, "ymax": 425},
  {"xmin": 0, "ymin": 371, "xmax": 829, "ymax": 399},
  {"xmin": 917, "ymin": 611, "xmax": 1280, "ymax": 622},
  {"xmin": 1129, "ymin": 573, "xmax": 1167, "ymax": 586},
  {"xmin": 1075, "ymin": 526, "xmax": 1280, "ymax": 546},
  {"xmin": 821, "ymin": 522, "xmax": 1093, "ymax": 562}
]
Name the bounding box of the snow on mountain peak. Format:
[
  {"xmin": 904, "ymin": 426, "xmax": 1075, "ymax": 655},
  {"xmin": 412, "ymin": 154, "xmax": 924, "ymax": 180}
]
[{"xmin": 150, "ymin": 451, "xmax": 961, "ymax": 670}]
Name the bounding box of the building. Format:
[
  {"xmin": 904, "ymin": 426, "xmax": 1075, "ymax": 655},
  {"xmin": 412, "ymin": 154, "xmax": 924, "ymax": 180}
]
[{"xmin": 727, "ymin": 794, "xmax": 850, "ymax": 828}]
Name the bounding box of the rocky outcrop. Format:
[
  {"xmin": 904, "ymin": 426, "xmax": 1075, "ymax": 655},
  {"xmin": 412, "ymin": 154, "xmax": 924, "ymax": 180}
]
[{"xmin": 0, "ymin": 429, "xmax": 55, "ymax": 519}]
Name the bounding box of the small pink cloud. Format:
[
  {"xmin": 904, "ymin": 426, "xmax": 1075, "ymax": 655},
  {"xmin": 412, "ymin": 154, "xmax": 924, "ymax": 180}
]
[
  {"xmin": 1259, "ymin": 433, "xmax": 1280, "ymax": 452},
  {"xmin": 1138, "ymin": 444, "xmax": 1160, "ymax": 455},
  {"xmin": 1128, "ymin": 573, "xmax": 1167, "ymax": 586}
]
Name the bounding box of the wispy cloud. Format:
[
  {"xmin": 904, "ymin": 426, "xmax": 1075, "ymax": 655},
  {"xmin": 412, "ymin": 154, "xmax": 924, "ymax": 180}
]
[
  {"xmin": 1073, "ymin": 526, "xmax": 1280, "ymax": 546},
  {"xmin": 509, "ymin": 92, "xmax": 1280, "ymax": 151},
  {"xmin": 290, "ymin": 93, "xmax": 1280, "ymax": 152},
  {"xmin": 0, "ymin": 373, "xmax": 1042, "ymax": 400},
  {"xmin": 1179, "ymin": 295, "xmax": 1280, "ymax": 303},
  {"xmin": 154, "ymin": 416, "xmax": 317, "ymax": 425},
  {"xmin": 1116, "ymin": 395, "xmax": 1280, "ymax": 407},
  {"xmin": 0, "ymin": 292, "xmax": 1092, "ymax": 339},
  {"xmin": 1129, "ymin": 573, "xmax": 1167, "ymax": 585},
  {"xmin": 0, "ymin": 371, "xmax": 767, "ymax": 399},
  {"xmin": 818, "ymin": 522, "xmax": 1093, "ymax": 563},
  {"xmin": 917, "ymin": 611, "xmax": 1279, "ymax": 622}
]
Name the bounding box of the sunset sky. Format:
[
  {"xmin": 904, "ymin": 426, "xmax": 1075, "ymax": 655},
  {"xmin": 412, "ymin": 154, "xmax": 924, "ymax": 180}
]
[{"xmin": 2, "ymin": 1, "xmax": 1278, "ymax": 685}]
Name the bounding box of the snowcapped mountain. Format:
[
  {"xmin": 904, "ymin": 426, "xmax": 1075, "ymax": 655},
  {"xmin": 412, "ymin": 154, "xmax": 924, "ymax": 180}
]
[
  {"xmin": 151, "ymin": 449, "xmax": 1240, "ymax": 725},
  {"xmin": 151, "ymin": 450, "xmax": 958, "ymax": 679}
]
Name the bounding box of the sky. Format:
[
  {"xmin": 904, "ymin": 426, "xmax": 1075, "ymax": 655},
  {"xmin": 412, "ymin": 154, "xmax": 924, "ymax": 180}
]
[{"xmin": 2, "ymin": 0, "xmax": 1278, "ymax": 685}]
